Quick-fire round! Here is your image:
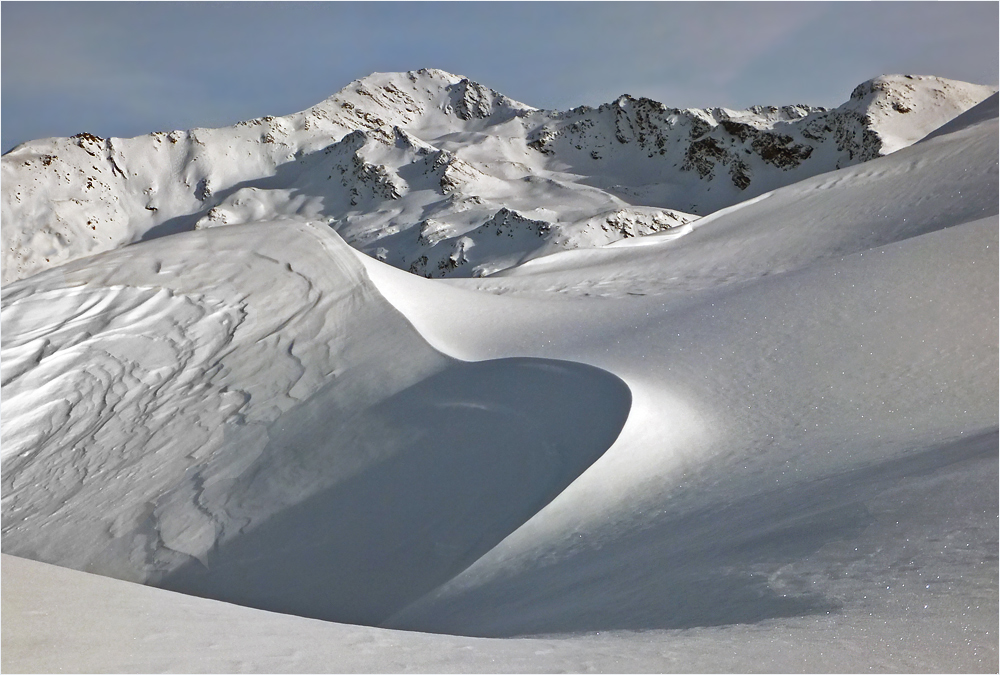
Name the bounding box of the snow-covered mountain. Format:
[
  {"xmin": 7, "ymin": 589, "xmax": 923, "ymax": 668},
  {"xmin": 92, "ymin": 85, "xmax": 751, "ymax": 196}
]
[
  {"xmin": 2, "ymin": 76, "xmax": 998, "ymax": 672},
  {"xmin": 2, "ymin": 70, "xmax": 993, "ymax": 284}
]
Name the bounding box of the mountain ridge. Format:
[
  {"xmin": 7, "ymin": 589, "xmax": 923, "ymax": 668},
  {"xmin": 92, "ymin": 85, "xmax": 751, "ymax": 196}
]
[{"xmin": 2, "ymin": 69, "xmax": 994, "ymax": 284}]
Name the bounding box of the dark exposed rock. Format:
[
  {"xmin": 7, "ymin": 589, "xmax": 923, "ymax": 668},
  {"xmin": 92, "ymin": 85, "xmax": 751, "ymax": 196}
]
[
  {"xmin": 431, "ymin": 150, "xmax": 482, "ymax": 194},
  {"xmin": 750, "ymin": 133, "xmax": 814, "ymax": 169},
  {"xmin": 416, "ymin": 219, "xmax": 450, "ymax": 247},
  {"xmin": 449, "ymin": 79, "xmax": 494, "ymax": 120},
  {"xmin": 476, "ymin": 208, "xmax": 551, "ymax": 238},
  {"xmin": 719, "ymin": 119, "xmax": 755, "ymax": 143},
  {"xmin": 729, "ymin": 159, "xmax": 752, "ymax": 190},
  {"xmin": 72, "ymin": 132, "xmax": 104, "ymax": 144},
  {"xmin": 408, "ymin": 254, "xmax": 430, "ymax": 277},
  {"xmin": 684, "ymin": 137, "xmax": 728, "ymax": 179},
  {"xmin": 687, "ymin": 117, "xmax": 713, "ymax": 140},
  {"xmin": 195, "ymin": 178, "xmax": 212, "ymax": 201},
  {"xmin": 527, "ymin": 127, "xmax": 558, "ymax": 155}
]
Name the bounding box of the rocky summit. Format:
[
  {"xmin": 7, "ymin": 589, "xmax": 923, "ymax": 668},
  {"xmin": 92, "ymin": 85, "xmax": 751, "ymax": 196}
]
[{"xmin": 2, "ymin": 70, "xmax": 994, "ymax": 283}]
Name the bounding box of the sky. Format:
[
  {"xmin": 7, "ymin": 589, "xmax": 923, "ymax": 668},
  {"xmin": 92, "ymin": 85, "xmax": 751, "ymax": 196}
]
[{"xmin": 2, "ymin": 1, "xmax": 998, "ymax": 153}]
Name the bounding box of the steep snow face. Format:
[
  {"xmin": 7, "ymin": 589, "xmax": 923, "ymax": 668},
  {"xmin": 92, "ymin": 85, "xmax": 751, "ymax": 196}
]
[{"xmin": 2, "ymin": 70, "xmax": 993, "ymax": 283}]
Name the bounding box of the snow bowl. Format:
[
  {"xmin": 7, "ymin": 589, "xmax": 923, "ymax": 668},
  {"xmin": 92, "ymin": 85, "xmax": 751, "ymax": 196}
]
[
  {"xmin": 1, "ymin": 219, "xmax": 631, "ymax": 631},
  {"xmin": 158, "ymin": 356, "xmax": 631, "ymax": 626}
]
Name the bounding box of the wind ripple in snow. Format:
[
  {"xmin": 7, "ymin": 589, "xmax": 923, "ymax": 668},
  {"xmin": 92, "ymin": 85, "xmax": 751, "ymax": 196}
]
[{"xmin": 1, "ymin": 220, "xmax": 631, "ymax": 627}]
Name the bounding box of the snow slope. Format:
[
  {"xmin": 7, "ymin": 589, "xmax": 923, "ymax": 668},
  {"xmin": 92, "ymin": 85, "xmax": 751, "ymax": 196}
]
[
  {"xmin": 2, "ymin": 80, "xmax": 997, "ymax": 672},
  {"xmin": 358, "ymin": 100, "xmax": 998, "ymax": 648},
  {"xmin": 1, "ymin": 220, "xmax": 631, "ymax": 626},
  {"xmin": 2, "ymin": 70, "xmax": 992, "ymax": 283},
  {"xmin": 4, "ymin": 538, "xmax": 995, "ymax": 673}
]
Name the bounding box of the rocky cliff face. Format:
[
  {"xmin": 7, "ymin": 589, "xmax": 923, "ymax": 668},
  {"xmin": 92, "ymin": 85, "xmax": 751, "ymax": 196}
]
[{"xmin": 3, "ymin": 70, "xmax": 994, "ymax": 283}]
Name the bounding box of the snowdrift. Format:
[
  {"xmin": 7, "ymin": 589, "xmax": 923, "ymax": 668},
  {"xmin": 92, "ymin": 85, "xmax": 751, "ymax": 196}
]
[
  {"xmin": 359, "ymin": 99, "xmax": 999, "ymax": 643},
  {"xmin": 1, "ymin": 220, "xmax": 631, "ymax": 625}
]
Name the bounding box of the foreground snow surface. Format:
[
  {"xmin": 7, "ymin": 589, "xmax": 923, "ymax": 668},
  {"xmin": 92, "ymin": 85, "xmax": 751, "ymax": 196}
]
[{"xmin": 2, "ymin": 96, "xmax": 998, "ymax": 671}]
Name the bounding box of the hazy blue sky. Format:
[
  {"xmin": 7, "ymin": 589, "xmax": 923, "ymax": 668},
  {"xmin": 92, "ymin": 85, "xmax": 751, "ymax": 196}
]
[{"xmin": 3, "ymin": 2, "xmax": 997, "ymax": 152}]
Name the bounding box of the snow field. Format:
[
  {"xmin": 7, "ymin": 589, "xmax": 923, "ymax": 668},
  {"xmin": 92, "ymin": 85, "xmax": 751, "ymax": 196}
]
[{"xmin": 1, "ymin": 73, "xmax": 997, "ymax": 672}]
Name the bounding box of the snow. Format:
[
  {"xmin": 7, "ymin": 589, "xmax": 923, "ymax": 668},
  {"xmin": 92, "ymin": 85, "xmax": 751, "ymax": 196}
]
[
  {"xmin": 846, "ymin": 75, "xmax": 998, "ymax": 153},
  {"xmin": 2, "ymin": 70, "xmax": 997, "ymax": 672},
  {"xmin": 4, "ymin": 514, "xmax": 996, "ymax": 673},
  {"xmin": 1, "ymin": 221, "xmax": 631, "ymax": 624},
  {"xmin": 3, "ymin": 70, "xmax": 993, "ymax": 284},
  {"xmin": 477, "ymin": 89, "xmax": 998, "ymax": 300}
]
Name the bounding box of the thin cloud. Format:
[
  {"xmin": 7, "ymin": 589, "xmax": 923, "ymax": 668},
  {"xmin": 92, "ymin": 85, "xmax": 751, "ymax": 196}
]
[{"xmin": 2, "ymin": 2, "xmax": 997, "ymax": 151}]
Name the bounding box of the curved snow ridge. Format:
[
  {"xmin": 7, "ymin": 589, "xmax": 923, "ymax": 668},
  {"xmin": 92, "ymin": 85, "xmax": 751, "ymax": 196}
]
[
  {"xmin": 159, "ymin": 356, "xmax": 632, "ymax": 626},
  {"xmin": 1, "ymin": 218, "xmax": 633, "ymax": 628},
  {"xmin": 367, "ymin": 217, "xmax": 999, "ymax": 640}
]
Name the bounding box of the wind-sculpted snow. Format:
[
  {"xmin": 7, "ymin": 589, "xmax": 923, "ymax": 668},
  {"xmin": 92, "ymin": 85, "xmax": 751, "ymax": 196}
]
[
  {"xmin": 160, "ymin": 357, "xmax": 630, "ymax": 625},
  {"xmin": 2, "ymin": 220, "xmax": 420, "ymax": 579},
  {"xmin": 356, "ymin": 115, "xmax": 998, "ymax": 649},
  {"xmin": 1, "ymin": 219, "xmax": 631, "ymax": 623},
  {"xmin": 2, "ymin": 74, "xmax": 998, "ymax": 673},
  {"xmin": 2, "ymin": 70, "xmax": 993, "ymax": 283}
]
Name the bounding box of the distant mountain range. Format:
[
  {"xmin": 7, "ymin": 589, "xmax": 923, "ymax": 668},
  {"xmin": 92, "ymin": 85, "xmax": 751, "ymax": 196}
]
[{"xmin": 2, "ymin": 69, "xmax": 994, "ymax": 283}]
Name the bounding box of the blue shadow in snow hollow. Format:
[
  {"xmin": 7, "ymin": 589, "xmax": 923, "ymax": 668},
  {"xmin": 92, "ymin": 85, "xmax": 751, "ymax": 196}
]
[{"xmin": 159, "ymin": 357, "xmax": 631, "ymax": 626}]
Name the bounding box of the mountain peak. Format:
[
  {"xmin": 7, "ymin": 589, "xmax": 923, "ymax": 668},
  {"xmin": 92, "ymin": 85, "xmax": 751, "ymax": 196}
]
[
  {"xmin": 2, "ymin": 71, "xmax": 995, "ymax": 284},
  {"xmin": 352, "ymin": 67, "xmax": 465, "ymax": 89},
  {"xmin": 844, "ymin": 74, "xmax": 997, "ymax": 152}
]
